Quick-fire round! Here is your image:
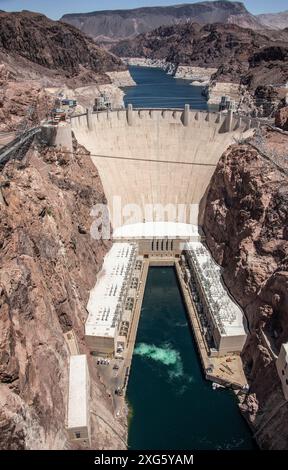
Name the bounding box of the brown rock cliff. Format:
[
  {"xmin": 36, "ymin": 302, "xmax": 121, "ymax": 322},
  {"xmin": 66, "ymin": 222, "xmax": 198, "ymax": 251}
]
[
  {"xmin": 0, "ymin": 140, "xmax": 125, "ymax": 449},
  {"xmin": 202, "ymin": 129, "xmax": 288, "ymax": 449}
]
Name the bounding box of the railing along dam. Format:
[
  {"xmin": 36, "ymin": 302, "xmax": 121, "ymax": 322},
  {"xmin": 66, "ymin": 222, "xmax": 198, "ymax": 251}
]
[{"xmin": 69, "ymin": 107, "xmax": 257, "ymax": 226}]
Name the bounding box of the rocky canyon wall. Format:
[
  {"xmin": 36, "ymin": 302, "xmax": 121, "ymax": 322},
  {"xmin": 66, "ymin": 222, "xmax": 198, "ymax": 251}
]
[
  {"xmin": 0, "ymin": 139, "xmax": 126, "ymax": 449},
  {"xmin": 203, "ymin": 128, "xmax": 288, "ymax": 449}
]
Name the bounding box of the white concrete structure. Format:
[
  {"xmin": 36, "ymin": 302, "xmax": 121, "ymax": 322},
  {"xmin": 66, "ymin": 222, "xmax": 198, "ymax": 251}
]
[
  {"xmin": 64, "ymin": 330, "xmax": 80, "ymax": 356},
  {"xmin": 113, "ymin": 222, "xmax": 200, "ymax": 240},
  {"xmin": 41, "ymin": 122, "xmax": 73, "ymax": 152},
  {"xmin": 185, "ymin": 241, "xmax": 247, "ymax": 355},
  {"xmin": 207, "ymin": 82, "xmax": 244, "ymax": 111},
  {"xmin": 276, "ymin": 343, "xmax": 288, "ymax": 400},
  {"xmin": 67, "ymin": 355, "xmax": 91, "ymax": 444},
  {"xmin": 71, "ymin": 108, "xmax": 257, "ymax": 227},
  {"xmin": 114, "ymin": 222, "xmax": 201, "ymax": 256},
  {"xmin": 86, "ymin": 243, "xmax": 137, "ymax": 354}
]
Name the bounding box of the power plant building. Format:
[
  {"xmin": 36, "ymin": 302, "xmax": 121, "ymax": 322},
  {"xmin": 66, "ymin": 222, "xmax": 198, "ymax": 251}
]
[
  {"xmin": 113, "ymin": 222, "xmax": 201, "ymax": 256},
  {"xmin": 85, "ymin": 243, "xmax": 137, "ymax": 355},
  {"xmin": 185, "ymin": 241, "xmax": 247, "ymax": 355},
  {"xmin": 67, "ymin": 355, "xmax": 91, "ymax": 445}
]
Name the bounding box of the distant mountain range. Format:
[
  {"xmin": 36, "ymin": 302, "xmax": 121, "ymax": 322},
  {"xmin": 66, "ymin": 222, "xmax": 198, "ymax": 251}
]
[
  {"xmin": 61, "ymin": 1, "xmax": 288, "ymax": 43},
  {"xmin": 257, "ymin": 10, "xmax": 288, "ymax": 30}
]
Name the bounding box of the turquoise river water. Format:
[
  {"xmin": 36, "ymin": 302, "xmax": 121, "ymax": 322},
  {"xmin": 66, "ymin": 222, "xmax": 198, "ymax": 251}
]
[{"xmin": 127, "ymin": 267, "xmax": 256, "ymax": 450}]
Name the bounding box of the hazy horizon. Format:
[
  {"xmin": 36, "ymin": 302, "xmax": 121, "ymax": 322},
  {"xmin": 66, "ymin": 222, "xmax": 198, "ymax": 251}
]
[{"xmin": 0, "ymin": 0, "xmax": 287, "ymax": 21}]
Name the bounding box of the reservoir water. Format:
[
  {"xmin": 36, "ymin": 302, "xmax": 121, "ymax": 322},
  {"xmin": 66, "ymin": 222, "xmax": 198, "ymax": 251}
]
[
  {"xmin": 123, "ymin": 66, "xmax": 208, "ymax": 110},
  {"xmin": 127, "ymin": 267, "xmax": 255, "ymax": 450}
]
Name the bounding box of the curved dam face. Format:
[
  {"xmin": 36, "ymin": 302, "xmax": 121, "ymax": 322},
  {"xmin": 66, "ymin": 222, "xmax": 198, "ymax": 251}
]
[{"xmin": 71, "ymin": 108, "xmax": 255, "ymax": 227}]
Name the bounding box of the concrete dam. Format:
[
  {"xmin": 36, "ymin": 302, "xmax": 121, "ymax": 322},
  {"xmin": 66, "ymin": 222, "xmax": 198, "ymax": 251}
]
[
  {"xmin": 71, "ymin": 106, "xmax": 257, "ymax": 228},
  {"xmin": 59, "ymin": 105, "xmax": 257, "ymax": 448}
]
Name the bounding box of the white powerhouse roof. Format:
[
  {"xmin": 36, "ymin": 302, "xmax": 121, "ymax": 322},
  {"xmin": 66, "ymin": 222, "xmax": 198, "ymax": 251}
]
[
  {"xmin": 186, "ymin": 242, "xmax": 246, "ymax": 337},
  {"xmin": 86, "ymin": 243, "xmax": 136, "ymax": 339},
  {"xmin": 113, "ymin": 222, "xmax": 201, "ymax": 239},
  {"xmin": 67, "ymin": 355, "xmax": 89, "ymax": 430}
]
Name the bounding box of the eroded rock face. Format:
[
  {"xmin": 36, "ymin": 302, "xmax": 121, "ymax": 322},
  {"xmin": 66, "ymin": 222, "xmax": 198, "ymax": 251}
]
[
  {"xmin": 112, "ymin": 22, "xmax": 288, "ymax": 114},
  {"xmin": 0, "ymin": 11, "xmax": 128, "ymax": 131},
  {"xmin": 0, "ymin": 11, "xmax": 125, "ymax": 77},
  {"xmin": 275, "ymin": 106, "xmax": 288, "ymax": 131},
  {"xmin": 257, "ymin": 12, "xmax": 288, "ymax": 30},
  {"xmin": 112, "ymin": 22, "xmax": 288, "ymax": 86},
  {"xmin": 0, "ymin": 142, "xmax": 125, "ymax": 449},
  {"xmin": 203, "ymin": 130, "xmax": 288, "ymax": 449},
  {"xmin": 0, "ymin": 73, "xmax": 54, "ymax": 132}
]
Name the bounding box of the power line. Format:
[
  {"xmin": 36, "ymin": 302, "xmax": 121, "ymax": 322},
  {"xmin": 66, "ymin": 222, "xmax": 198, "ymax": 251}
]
[{"xmin": 58, "ymin": 149, "xmax": 217, "ymax": 168}]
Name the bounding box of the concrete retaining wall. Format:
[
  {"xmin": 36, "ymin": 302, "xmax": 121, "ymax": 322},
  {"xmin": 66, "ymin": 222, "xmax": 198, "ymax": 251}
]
[{"xmin": 41, "ymin": 123, "xmax": 73, "ymax": 153}]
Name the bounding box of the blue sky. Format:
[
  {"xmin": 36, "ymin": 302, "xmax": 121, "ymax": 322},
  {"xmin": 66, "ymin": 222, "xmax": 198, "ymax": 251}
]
[{"xmin": 0, "ymin": 1, "xmax": 287, "ymax": 20}]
